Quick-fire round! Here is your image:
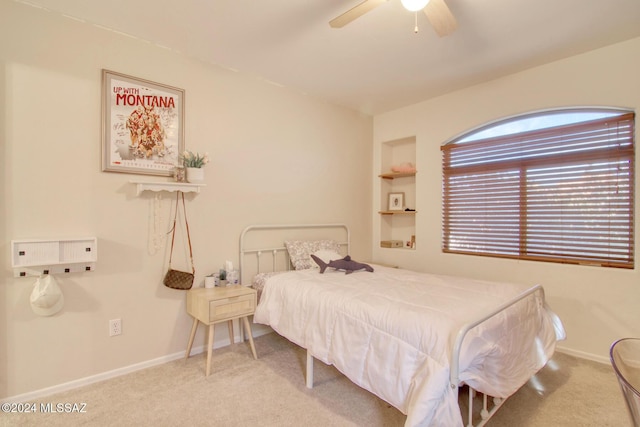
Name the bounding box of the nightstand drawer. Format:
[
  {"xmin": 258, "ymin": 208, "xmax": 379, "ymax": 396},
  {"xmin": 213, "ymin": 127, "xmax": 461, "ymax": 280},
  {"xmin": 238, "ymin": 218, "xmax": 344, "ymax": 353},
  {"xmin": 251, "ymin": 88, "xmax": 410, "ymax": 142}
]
[{"xmin": 209, "ymin": 294, "xmax": 255, "ymax": 322}]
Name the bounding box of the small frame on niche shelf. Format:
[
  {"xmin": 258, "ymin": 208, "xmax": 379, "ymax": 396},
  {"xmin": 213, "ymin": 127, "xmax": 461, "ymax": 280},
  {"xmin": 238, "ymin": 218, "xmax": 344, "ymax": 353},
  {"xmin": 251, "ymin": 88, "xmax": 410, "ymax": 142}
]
[{"xmin": 388, "ymin": 192, "xmax": 405, "ymax": 211}]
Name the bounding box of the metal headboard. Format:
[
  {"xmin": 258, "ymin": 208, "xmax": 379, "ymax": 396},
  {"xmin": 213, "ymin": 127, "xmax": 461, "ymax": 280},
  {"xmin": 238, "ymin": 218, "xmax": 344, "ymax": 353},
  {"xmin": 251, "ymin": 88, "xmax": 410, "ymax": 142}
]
[{"xmin": 239, "ymin": 223, "xmax": 350, "ymax": 285}]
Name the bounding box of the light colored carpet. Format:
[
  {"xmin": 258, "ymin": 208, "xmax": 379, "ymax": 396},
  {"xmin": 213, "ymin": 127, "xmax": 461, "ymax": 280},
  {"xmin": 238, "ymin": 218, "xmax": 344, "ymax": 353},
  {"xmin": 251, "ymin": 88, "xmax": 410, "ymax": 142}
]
[{"xmin": 1, "ymin": 332, "xmax": 630, "ymax": 426}]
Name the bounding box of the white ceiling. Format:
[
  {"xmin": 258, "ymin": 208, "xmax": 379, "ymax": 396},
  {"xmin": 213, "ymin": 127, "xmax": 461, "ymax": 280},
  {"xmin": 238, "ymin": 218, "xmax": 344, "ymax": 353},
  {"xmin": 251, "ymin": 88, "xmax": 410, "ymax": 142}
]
[{"xmin": 17, "ymin": 0, "xmax": 640, "ymax": 115}]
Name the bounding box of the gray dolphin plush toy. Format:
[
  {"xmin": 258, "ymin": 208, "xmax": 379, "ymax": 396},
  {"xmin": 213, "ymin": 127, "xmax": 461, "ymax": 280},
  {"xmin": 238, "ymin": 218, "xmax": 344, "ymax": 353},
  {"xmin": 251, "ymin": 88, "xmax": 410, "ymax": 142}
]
[{"xmin": 310, "ymin": 254, "xmax": 374, "ymax": 274}]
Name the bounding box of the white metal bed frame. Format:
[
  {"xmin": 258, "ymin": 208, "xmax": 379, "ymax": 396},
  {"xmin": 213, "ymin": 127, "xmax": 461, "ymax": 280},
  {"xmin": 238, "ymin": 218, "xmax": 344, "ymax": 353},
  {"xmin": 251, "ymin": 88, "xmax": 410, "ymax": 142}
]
[
  {"xmin": 239, "ymin": 223, "xmax": 544, "ymax": 427},
  {"xmin": 239, "ymin": 223, "xmax": 350, "ymax": 282}
]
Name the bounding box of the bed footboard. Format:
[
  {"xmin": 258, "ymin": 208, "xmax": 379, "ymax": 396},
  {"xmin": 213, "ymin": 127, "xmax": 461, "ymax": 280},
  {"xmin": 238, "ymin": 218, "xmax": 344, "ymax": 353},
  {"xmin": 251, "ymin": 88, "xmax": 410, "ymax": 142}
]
[
  {"xmin": 449, "ymin": 284, "xmax": 544, "ymax": 390},
  {"xmin": 303, "ymin": 284, "xmax": 546, "ymax": 427},
  {"xmin": 449, "ymin": 284, "xmax": 545, "ymax": 427}
]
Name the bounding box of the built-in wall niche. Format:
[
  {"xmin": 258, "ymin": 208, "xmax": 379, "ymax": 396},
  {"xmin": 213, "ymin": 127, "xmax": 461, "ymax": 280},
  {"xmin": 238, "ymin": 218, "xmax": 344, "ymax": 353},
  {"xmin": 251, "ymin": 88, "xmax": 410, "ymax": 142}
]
[{"xmin": 379, "ymin": 137, "xmax": 416, "ymax": 249}]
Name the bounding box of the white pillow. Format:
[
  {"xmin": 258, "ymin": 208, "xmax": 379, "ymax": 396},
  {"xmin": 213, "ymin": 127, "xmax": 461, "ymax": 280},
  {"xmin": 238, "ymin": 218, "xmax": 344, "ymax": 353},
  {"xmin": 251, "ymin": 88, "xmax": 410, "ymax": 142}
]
[{"xmin": 309, "ymin": 249, "xmax": 343, "ymax": 269}]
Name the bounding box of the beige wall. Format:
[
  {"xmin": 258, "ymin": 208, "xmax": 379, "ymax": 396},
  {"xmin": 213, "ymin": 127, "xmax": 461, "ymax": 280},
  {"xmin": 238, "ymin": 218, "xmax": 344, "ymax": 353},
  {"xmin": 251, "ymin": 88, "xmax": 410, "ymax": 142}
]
[
  {"xmin": 3, "ymin": 0, "xmax": 638, "ymax": 402},
  {"xmin": 0, "ymin": 2, "xmax": 372, "ymax": 399},
  {"xmin": 373, "ymin": 37, "xmax": 640, "ymax": 362}
]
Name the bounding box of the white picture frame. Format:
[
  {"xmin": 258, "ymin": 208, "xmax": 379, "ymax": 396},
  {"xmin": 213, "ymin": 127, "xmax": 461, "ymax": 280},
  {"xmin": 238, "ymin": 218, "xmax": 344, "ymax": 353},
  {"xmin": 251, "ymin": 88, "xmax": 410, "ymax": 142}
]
[
  {"xmin": 388, "ymin": 192, "xmax": 405, "ymax": 211},
  {"xmin": 101, "ymin": 69, "xmax": 185, "ymax": 176}
]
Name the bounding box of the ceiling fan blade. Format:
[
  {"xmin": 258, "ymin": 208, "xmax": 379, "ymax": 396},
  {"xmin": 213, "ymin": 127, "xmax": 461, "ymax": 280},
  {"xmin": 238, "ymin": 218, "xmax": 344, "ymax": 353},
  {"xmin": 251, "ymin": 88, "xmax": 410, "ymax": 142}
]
[
  {"xmin": 423, "ymin": 0, "xmax": 457, "ymax": 37},
  {"xmin": 329, "ymin": 0, "xmax": 389, "ymax": 28}
]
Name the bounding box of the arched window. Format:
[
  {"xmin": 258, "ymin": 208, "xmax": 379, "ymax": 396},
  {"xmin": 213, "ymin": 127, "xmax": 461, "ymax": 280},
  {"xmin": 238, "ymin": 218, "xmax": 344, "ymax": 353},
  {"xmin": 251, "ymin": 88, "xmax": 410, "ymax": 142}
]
[{"xmin": 441, "ymin": 108, "xmax": 635, "ymax": 268}]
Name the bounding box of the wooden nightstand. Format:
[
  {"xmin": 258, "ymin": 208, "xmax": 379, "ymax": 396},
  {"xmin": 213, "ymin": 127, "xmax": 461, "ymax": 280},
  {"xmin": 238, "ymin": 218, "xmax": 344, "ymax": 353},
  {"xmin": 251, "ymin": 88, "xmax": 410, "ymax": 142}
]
[{"xmin": 185, "ymin": 285, "xmax": 258, "ymax": 376}]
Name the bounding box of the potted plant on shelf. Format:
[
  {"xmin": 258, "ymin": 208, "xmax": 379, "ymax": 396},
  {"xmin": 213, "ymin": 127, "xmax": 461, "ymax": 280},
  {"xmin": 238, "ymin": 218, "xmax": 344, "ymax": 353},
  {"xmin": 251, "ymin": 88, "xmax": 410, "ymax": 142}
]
[{"xmin": 180, "ymin": 150, "xmax": 209, "ymax": 183}]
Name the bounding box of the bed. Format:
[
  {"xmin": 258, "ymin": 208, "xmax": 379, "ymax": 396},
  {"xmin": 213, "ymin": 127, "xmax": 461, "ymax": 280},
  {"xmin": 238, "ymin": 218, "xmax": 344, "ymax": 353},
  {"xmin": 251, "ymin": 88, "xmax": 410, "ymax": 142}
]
[{"xmin": 239, "ymin": 224, "xmax": 565, "ymax": 427}]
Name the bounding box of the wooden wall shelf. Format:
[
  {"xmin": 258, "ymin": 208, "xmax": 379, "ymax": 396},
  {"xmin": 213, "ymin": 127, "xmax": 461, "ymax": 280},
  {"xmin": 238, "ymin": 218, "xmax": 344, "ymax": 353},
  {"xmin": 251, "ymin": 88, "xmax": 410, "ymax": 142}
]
[
  {"xmin": 379, "ymin": 172, "xmax": 417, "ymax": 179},
  {"xmin": 379, "ymin": 211, "xmax": 417, "ymax": 215}
]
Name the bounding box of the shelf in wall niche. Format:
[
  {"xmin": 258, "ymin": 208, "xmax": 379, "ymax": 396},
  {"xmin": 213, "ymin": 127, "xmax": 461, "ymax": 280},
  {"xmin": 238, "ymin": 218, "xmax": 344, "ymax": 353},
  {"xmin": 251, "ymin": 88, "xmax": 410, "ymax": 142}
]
[
  {"xmin": 130, "ymin": 180, "xmax": 205, "ymax": 196},
  {"xmin": 378, "ymin": 171, "xmax": 417, "ymax": 179},
  {"xmin": 379, "ymin": 211, "xmax": 417, "ymax": 215}
]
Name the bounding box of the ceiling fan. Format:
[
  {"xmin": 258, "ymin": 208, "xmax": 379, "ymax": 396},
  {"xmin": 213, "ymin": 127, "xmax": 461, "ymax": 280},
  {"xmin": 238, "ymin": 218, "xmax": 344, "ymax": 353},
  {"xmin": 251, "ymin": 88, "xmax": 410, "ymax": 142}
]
[{"xmin": 329, "ymin": 0, "xmax": 457, "ymax": 37}]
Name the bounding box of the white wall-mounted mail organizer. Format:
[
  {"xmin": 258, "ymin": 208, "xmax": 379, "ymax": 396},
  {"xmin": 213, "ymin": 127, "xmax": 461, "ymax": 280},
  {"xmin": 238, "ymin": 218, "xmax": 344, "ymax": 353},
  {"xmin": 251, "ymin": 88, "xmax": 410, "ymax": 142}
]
[{"xmin": 11, "ymin": 237, "xmax": 97, "ymax": 277}]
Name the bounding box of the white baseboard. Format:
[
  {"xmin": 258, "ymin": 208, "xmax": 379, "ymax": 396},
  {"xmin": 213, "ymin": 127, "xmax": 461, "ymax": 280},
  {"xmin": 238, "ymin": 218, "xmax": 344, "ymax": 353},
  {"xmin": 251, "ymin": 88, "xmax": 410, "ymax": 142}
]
[
  {"xmin": 555, "ymin": 344, "xmax": 610, "ymax": 365},
  {"xmin": 1, "ymin": 327, "xmax": 273, "ymax": 404}
]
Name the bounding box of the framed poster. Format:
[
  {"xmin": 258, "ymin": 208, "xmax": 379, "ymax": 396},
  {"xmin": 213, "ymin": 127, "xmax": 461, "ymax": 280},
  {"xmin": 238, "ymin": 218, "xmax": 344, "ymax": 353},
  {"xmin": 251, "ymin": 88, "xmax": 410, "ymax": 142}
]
[
  {"xmin": 102, "ymin": 70, "xmax": 185, "ymax": 176},
  {"xmin": 388, "ymin": 192, "xmax": 405, "ymax": 211}
]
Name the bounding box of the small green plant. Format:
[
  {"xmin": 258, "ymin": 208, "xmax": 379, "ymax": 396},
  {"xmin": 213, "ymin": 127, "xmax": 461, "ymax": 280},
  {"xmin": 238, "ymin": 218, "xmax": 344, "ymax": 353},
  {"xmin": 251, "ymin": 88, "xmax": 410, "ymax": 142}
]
[{"xmin": 181, "ymin": 150, "xmax": 210, "ymax": 168}]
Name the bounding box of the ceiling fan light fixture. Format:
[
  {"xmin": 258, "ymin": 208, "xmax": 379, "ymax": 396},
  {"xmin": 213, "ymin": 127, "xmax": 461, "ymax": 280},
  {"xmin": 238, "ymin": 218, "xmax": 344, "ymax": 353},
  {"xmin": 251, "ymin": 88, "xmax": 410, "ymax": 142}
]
[{"xmin": 400, "ymin": 0, "xmax": 430, "ymax": 12}]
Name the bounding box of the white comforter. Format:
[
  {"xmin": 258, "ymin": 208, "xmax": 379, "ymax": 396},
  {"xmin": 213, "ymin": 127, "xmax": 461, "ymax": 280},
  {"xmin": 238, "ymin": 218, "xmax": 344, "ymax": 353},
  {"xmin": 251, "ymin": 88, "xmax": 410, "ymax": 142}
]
[{"xmin": 253, "ymin": 265, "xmax": 564, "ymax": 427}]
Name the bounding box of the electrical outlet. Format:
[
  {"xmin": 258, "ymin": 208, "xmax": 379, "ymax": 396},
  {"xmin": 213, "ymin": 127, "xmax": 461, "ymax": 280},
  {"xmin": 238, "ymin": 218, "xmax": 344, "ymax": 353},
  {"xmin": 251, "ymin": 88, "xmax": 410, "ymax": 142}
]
[{"xmin": 109, "ymin": 319, "xmax": 122, "ymax": 336}]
